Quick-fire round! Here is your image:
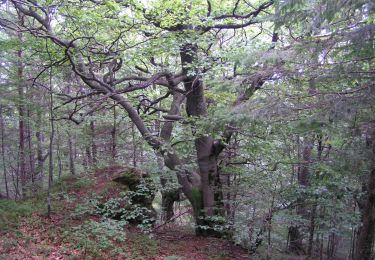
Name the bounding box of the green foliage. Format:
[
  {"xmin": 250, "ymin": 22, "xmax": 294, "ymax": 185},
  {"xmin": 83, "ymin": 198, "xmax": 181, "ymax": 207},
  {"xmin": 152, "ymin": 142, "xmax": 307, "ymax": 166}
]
[
  {"xmin": 164, "ymin": 256, "xmax": 185, "ymax": 260},
  {"xmin": 73, "ymin": 182, "xmax": 156, "ymax": 233},
  {"xmin": 127, "ymin": 232, "xmax": 159, "ymax": 259},
  {"xmin": 71, "ymin": 178, "xmax": 94, "ymax": 190},
  {"xmin": 0, "ymin": 0, "xmax": 373, "ymax": 258},
  {"xmin": 68, "ymin": 219, "xmax": 127, "ymax": 254},
  {"xmin": 72, "ymin": 193, "xmax": 104, "ymax": 218},
  {"xmin": 0, "ymin": 199, "xmax": 38, "ymax": 231}
]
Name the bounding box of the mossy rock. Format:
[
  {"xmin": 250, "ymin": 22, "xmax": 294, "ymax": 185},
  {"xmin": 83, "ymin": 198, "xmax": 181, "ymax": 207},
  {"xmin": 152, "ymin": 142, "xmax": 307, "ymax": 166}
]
[
  {"xmin": 113, "ymin": 168, "xmax": 154, "ymax": 197},
  {"xmin": 112, "ymin": 168, "xmax": 144, "ymax": 190},
  {"xmin": 111, "ymin": 167, "xmax": 156, "ymax": 225}
]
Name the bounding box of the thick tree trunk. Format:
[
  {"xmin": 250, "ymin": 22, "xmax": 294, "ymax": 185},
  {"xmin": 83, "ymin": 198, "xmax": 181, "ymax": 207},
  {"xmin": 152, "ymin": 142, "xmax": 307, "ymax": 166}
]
[
  {"xmin": 195, "ymin": 136, "xmax": 223, "ymax": 217},
  {"xmin": 288, "ymin": 225, "xmax": 304, "ymax": 254},
  {"xmin": 159, "ymin": 92, "xmax": 185, "ymax": 221},
  {"xmin": 161, "ymin": 188, "xmax": 180, "ymax": 221},
  {"xmin": 180, "ymin": 43, "xmax": 224, "ymax": 236},
  {"xmin": 354, "ymin": 125, "xmax": 375, "ymax": 260},
  {"xmin": 289, "ymin": 137, "xmax": 313, "ymax": 254}
]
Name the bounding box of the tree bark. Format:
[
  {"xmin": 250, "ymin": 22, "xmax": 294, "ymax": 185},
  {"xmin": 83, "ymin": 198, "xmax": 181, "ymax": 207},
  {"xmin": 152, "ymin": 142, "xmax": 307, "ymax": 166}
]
[
  {"xmin": 90, "ymin": 121, "xmax": 97, "ymax": 166},
  {"xmin": 26, "ymin": 107, "xmax": 34, "ymax": 187},
  {"xmin": 35, "ymin": 108, "xmax": 43, "ymax": 190},
  {"xmin": 308, "ymin": 135, "xmax": 323, "ymax": 256},
  {"xmin": 131, "ymin": 123, "xmax": 137, "ymax": 167},
  {"xmin": 68, "ymin": 130, "xmax": 75, "ymax": 175},
  {"xmin": 85, "ymin": 145, "xmax": 92, "ymax": 166},
  {"xmin": 354, "ymin": 124, "xmax": 375, "ymax": 260},
  {"xmin": 56, "ymin": 128, "xmax": 62, "ymax": 179},
  {"xmin": 17, "ymin": 31, "xmax": 26, "ymax": 198},
  {"xmin": 47, "ymin": 66, "xmax": 54, "ymax": 217},
  {"xmin": 180, "ymin": 43, "xmax": 224, "ymax": 236},
  {"xmin": 159, "ymin": 92, "xmax": 185, "ymax": 221},
  {"xmin": 111, "ymin": 104, "xmax": 117, "ymax": 160},
  {"xmin": 289, "ymin": 137, "xmax": 313, "ymax": 254},
  {"xmin": 0, "ymin": 105, "xmax": 9, "ymax": 198}
]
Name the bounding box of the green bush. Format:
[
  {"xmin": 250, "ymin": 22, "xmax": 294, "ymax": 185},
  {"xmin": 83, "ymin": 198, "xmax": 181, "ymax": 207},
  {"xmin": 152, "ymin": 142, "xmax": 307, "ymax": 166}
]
[{"xmin": 73, "ymin": 187, "xmax": 156, "ymax": 233}]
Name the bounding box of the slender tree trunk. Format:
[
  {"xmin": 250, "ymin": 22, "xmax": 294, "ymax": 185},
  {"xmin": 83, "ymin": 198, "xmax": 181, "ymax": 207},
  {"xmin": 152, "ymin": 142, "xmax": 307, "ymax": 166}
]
[
  {"xmin": 35, "ymin": 109, "xmax": 43, "ymax": 189},
  {"xmin": 131, "ymin": 123, "xmax": 137, "ymax": 167},
  {"xmin": 68, "ymin": 130, "xmax": 75, "ymax": 175},
  {"xmin": 83, "ymin": 148, "xmax": 88, "ymax": 169},
  {"xmin": 111, "ymin": 104, "xmax": 117, "ymax": 160},
  {"xmin": 56, "ymin": 129, "xmax": 62, "ymax": 179},
  {"xmin": 17, "ymin": 32, "xmax": 26, "ymax": 198},
  {"xmin": 47, "ymin": 68, "xmax": 54, "ymax": 217},
  {"xmin": 308, "ymin": 198, "xmax": 317, "ymax": 257},
  {"xmin": 0, "ymin": 105, "xmax": 9, "ymax": 198},
  {"xmin": 266, "ymin": 198, "xmax": 274, "ymax": 260},
  {"xmin": 13, "ymin": 169, "xmax": 20, "ymax": 199},
  {"xmin": 26, "ymin": 108, "xmax": 34, "ymax": 186},
  {"xmin": 222, "ymin": 135, "xmax": 239, "ymax": 223},
  {"xmin": 85, "ymin": 145, "xmax": 92, "ymax": 166},
  {"xmin": 351, "ymin": 226, "xmax": 357, "ymax": 259},
  {"xmin": 90, "ymin": 121, "xmax": 97, "ymax": 166},
  {"xmin": 354, "ymin": 124, "xmax": 375, "ymax": 260},
  {"xmin": 308, "ymin": 135, "xmax": 323, "ymax": 257}
]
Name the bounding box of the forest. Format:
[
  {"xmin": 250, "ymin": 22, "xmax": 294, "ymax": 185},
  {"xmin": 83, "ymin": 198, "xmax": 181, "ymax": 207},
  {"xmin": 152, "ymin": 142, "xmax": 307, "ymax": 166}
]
[{"xmin": 0, "ymin": 0, "xmax": 374, "ymax": 259}]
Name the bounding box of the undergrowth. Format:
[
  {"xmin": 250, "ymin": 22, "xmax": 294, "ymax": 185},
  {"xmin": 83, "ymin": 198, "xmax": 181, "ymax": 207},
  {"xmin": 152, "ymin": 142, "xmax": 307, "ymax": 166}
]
[
  {"xmin": 0, "ymin": 199, "xmax": 43, "ymax": 232},
  {"xmin": 0, "ymin": 174, "xmax": 93, "ymax": 232},
  {"xmin": 64, "ymin": 218, "xmax": 128, "ymax": 258}
]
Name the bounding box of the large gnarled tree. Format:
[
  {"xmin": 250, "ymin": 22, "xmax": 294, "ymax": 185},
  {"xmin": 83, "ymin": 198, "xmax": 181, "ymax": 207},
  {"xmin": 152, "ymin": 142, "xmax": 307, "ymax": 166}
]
[{"xmin": 2, "ymin": 0, "xmax": 274, "ymax": 235}]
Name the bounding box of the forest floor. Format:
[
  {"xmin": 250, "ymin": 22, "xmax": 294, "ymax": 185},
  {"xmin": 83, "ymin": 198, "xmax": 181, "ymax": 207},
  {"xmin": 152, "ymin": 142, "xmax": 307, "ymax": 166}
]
[{"xmin": 0, "ymin": 166, "xmax": 250, "ymax": 259}]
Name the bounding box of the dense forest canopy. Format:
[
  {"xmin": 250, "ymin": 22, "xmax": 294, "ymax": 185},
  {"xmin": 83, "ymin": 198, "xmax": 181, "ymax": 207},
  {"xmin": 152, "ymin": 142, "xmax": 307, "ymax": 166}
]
[{"xmin": 0, "ymin": 0, "xmax": 374, "ymax": 259}]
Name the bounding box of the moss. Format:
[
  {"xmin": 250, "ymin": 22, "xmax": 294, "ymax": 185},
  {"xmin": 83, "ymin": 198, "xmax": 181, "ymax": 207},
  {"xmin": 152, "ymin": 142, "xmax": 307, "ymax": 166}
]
[
  {"xmin": 112, "ymin": 168, "xmax": 155, "ymax": 205},
  {"xmin": 109, "ymin": 167, "xmax": 156, "ymax": 226},
  {"xmin": 112, "ymin": 169, "xmax": 142, "ymax": 190}
]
